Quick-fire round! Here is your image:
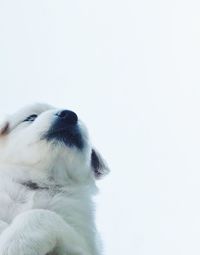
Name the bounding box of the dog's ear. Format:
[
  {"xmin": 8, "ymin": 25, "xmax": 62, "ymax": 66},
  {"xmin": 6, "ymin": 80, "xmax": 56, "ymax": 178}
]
[
  {"xmin": 0, "ymin": 119, "xmax": 9, "ymax": 135},
  {"xmin": 91, "ymin": 148, "xmax": 110, "ymax": 179}
]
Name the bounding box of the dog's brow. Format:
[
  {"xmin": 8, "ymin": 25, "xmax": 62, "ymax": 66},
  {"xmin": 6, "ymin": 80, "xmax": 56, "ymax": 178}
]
[
  {"xmin": 21, "ymin": 105, "xmax": 54, "ymax": 119},
  {"xmin": 8, "ymin": 105, "xmax": 53, "ymax": 130}
]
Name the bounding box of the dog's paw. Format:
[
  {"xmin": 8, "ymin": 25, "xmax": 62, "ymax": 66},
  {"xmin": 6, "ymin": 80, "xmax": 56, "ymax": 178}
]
[
  {"xmin": 0, "ymin": 240, "xmax": 39, "ymax": 255},
  {"xmin": 0, "ymin": 232, "xmax": 50, "ymax": 255}
]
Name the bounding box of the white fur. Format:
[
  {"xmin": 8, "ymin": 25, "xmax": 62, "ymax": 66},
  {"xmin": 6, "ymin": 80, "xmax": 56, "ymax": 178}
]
[{"xmin": 0, "ymin": 103, "xmax": 108, "ymax": 255}]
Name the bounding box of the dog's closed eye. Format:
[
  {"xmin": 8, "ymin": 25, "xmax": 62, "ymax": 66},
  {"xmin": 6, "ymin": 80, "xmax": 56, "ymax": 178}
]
[{"xmin": 23, "ymin": 114, "xmax": 38, "ymax": 122}]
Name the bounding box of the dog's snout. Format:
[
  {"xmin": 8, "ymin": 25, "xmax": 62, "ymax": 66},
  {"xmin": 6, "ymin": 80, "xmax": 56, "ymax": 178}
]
[{"xmin": 56, "ymin": 110, "xmax": 78, "ymax": 125}]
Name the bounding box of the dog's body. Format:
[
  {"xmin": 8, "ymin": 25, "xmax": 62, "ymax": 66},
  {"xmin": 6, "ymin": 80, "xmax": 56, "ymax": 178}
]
[{"xmin": 0, "ymin": 103, "xmax": 109, "ymax": 255}]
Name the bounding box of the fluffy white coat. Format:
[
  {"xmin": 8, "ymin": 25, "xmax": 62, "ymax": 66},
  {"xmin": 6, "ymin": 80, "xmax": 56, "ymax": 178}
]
[{"xmin": 0, "ymin": 103, "xmax": 109, "ymax": 255}]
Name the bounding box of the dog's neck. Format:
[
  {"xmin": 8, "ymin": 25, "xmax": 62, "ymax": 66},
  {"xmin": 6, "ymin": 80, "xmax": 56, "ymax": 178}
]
[
  {"xmin": 21, "ymin": 181, "xmax": 49, "ymax": 190},
  {"xmin": 20, "ymin": 180, "xmax": 63, "ymax": 191}
]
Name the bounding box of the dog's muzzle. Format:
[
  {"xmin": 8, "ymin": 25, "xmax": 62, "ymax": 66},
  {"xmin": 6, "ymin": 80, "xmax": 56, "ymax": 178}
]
[{"xmin": 43, "ymin": 110, "xmax": 84, "ymax": 149}]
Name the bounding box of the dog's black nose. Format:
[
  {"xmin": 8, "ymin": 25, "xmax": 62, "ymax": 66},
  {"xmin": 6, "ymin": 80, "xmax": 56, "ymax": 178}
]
[{"xmin": 56, "ymin": 110, "xmax": 78, "ymax": 125}]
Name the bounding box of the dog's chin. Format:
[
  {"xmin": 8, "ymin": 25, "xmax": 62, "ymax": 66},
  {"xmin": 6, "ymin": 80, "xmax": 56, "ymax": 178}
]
[{"xmin": 43, "ymin": 124, "xmax": 84, "ymax": 150}]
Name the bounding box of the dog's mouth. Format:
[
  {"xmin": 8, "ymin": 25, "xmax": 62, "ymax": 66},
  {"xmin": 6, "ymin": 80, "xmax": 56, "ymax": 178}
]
[{"xmin": 44, "ymin": 126, "xmax": 84, "ymax": 149}]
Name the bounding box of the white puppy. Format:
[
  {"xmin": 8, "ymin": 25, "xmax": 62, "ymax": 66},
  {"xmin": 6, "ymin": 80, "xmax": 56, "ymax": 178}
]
[{"xmin": 0, "ymin": 103, "xmax": 109, "ymax": 255}]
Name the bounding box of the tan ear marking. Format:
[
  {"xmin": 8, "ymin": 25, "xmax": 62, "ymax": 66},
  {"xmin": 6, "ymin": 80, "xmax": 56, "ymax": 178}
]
[{"xmin": 0, "ymin": 121, "xmax": 9, "ymax": 135}]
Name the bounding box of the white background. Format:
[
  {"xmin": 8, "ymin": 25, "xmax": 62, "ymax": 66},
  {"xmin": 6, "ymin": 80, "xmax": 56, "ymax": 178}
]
[{"xmin": 0, "ymin": 0, "xmax": 200, "ymax": 254}]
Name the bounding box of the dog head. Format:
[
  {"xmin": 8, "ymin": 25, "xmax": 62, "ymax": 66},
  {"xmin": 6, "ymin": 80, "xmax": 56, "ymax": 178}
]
[{"xmin": 0, "ymin": 103, "xmax": 109, "ymax": 184}]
